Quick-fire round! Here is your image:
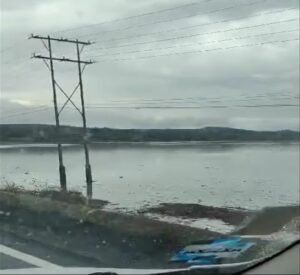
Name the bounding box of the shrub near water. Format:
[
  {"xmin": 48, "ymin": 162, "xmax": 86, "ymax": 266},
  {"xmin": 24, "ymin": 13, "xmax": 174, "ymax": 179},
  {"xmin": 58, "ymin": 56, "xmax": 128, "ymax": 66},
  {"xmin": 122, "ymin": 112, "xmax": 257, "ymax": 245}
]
[{"xmin": 38, "ymin": 189, "xmax": 86, "ymax": 205}]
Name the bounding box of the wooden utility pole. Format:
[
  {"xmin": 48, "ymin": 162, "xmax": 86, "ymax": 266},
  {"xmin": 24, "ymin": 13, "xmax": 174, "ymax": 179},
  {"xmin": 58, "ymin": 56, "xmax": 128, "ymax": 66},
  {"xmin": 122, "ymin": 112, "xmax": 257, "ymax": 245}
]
[
  {"xmin": 47, "ymin": 36, "xmax": 66, "ymax": 191},
  {"xmin": 76, "ymin": 40, "xmax": 93, "ymax": 198},
  {"xmin": 30, "ymin": 34, "xmax": 95, "ymax": 198}
]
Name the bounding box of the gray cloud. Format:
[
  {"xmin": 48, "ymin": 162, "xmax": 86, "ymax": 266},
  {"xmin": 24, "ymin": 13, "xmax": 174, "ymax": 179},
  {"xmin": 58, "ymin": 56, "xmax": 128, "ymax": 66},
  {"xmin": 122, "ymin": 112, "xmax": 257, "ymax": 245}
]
[{"xmin": 1, "ymin": 0, "xmax": 299, "ymax": 130}]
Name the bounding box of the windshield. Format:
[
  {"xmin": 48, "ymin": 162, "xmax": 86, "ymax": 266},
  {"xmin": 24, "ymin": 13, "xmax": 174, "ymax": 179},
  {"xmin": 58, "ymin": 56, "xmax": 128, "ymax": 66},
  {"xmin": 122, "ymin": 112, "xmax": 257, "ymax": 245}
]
[{"xmin": 0, "ymin": 0, "xmax": 299, "ymax": 274}]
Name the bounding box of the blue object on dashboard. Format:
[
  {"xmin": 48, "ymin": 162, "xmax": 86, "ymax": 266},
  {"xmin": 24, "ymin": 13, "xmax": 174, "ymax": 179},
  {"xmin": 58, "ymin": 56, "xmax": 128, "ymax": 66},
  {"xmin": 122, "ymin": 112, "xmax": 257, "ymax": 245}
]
[{"xmin": 170, "ymin": 237, "xmax": 255, "ymax": 265}]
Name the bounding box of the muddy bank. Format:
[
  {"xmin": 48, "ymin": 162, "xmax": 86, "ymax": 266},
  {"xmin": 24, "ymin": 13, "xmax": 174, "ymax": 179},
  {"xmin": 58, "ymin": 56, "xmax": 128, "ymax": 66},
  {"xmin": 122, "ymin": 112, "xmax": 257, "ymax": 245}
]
[
  {"xmin": 235, "ymin": 205, "xmax": 300, "ymax": 235},
  {"xmin": 0, "ymin": 191, "xmax": 220, "ymax": 268},
  {"xmin": 141, "ymin": 202, "xmax": 299, "ymax": 234},
  {"xmin": 140, "ymin": 203, "xmax": 253, "ymax": 226}
]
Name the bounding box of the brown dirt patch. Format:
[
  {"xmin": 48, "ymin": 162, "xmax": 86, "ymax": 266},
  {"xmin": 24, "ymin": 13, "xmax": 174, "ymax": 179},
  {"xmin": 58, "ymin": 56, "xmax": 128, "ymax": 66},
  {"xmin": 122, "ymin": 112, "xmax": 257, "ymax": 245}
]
[{"xmin": 140, "ymin": 203, "xmax": 253, "ymax": 226}]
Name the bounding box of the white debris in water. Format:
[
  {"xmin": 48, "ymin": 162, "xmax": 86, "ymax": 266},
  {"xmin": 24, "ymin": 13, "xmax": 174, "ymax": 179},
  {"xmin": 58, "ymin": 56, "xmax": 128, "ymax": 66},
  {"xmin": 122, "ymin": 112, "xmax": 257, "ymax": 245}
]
[
  {"xmin": 190, "ymin": 218, "xmax": 235, "ymax": 233},
  {"xmin": 144, "ymin": 213, "xmax": 235, "ymax": 234}
]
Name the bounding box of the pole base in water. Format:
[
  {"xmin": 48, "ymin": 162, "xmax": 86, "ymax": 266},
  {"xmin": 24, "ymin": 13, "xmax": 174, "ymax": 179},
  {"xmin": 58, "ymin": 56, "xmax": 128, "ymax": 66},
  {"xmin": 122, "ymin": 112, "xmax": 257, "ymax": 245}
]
[
  {"xmin": 86, "ymin": 164, "xmax": 93, "ymax": 199},
  {"xmin": 59, "ymin": 165, "xmax": 67, "ymax": 192}
]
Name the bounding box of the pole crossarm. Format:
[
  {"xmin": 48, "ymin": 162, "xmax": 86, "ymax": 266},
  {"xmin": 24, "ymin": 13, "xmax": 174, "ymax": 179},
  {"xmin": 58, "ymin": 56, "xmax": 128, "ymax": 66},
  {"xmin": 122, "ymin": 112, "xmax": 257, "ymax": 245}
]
[
  {"xmin": 29, "ymin": 34, "xmax": 94, "ymax": 45},
  {"xmin": 32, "ymin": 53, "xmax": 95, "ymax": 65},
  {"xmin": 41, "ymin": 57, "xmax": 87, "ymax": 74}
]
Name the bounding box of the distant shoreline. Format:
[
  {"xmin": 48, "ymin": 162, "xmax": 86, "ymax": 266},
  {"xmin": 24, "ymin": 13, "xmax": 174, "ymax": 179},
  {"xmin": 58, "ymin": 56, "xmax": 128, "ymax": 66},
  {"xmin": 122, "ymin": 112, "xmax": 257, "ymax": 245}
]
[
  {"xmin": 0, "ymin": 140, "xmax": 299, "ymax": 148},
  {"xmin": 1, "ymin": 124, "xmax": 299, "ymax": 143}
]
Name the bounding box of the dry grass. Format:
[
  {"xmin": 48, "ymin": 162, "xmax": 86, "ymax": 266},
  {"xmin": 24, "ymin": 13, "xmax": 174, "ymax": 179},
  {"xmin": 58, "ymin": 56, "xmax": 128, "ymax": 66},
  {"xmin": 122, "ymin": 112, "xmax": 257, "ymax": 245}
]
[
  {"xmin": 0, "ymin": 180, "xmax": 25, "ymax": 193},
  {"xmin": 38, "ymin": 189, "xmax": 86, "ymax": 205},
  {"xmin": 0, "ymin": 179, "xmax": 109, "ymax": 208}
]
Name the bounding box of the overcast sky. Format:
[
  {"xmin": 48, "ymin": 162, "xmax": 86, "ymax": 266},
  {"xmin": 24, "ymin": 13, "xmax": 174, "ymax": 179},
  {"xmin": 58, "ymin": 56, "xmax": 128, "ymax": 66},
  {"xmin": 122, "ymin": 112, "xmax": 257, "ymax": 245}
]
[{"xmin": 0, "ymin": 0, "xmax": 299, "ymax": 130}]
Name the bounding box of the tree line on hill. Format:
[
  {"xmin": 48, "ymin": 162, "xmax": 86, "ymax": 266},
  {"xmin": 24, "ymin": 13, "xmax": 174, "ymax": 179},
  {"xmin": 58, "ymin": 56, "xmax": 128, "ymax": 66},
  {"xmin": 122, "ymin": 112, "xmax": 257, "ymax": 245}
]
[{"xmin": 0, "ymin": 124, "xmax": 299, "ymax": 143}]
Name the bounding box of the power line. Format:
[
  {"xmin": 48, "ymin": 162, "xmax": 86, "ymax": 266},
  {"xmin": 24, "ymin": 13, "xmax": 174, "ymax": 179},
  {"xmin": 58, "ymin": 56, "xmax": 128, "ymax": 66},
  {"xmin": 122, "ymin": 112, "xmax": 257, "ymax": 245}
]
[
  {"xmin": 11, "ymin": 91, "xmax": 296, "ymax": 109},
  {"xmin": 86, "ymin": 101, "xmax": 298, "ymax": 108},
  {"xmin": 4, "ymin": 18, "xmax": 295, "ymax": 67},
  {"xmin": 0, "ymin": 107, "xmax": 51, "ymax": 120},
  {"xmin": 2, "ymin": 103, "xmax": 296, "ymax": 120},
  {"xmin": 12, "ymin": 90, "xmax": 294, "ymax": 109},
  {"xmin": 89, "ymin": 18, "xmax": 299, "ymax": 51},
  {"xmin": 85, "ymin": 92, "xmax": 298, "ymax": 107},
  {"xmin": 85, "ymin": 103, "xmax": 299, "ymax": 109},
  {"xmin": 1, "ymin": 2, "xmax": 296, "ymax": 60},
  {"xmin": 79, "ymin": 0, "xmax": 268, "ymax": 38},
  {"xmin": 94, "ymin": 37, "xmax": 299, "ymax": 62},
  {"xmin": 1, "ymin": 97, "xmax": 296, "ymax": 119},
  {"xmin": 86, "ymin": 95, "xmax": 298, "ymax": 106},
  {"xmin": 51, "ymin": 1, "xmax": 205, "ymax": 35},
  {"xmin": 0, "ymin": 2, "xmax": 203, "ymax": 56},
  {"xmin": 93, "ymin": 7, "xmax": 297, "ymax": 44},
  {"xmin": 1, "ymin": 1, "xmax": 297, "ymax": 58},
  {"xmin": 89, "ymin": 29, "xmax": 299, "ymax": 58}
]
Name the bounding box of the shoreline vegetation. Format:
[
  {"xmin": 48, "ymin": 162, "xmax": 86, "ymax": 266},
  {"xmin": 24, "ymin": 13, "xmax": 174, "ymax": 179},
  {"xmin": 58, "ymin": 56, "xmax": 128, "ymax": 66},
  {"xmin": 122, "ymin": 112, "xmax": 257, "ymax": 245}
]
[
  {"xmin": 1, "ymin": 184, "xmax": 250, "ymax": 228},
  {"xmin": 1, "ymin": 186, "xmax": 298, "ymax": 234},
  {"xmin": 0, "ymin": 187, "xmax": 299, "ymax": 267},
  {"xmin": 0, "ymin": 124, "xmax": 299, "ymax": 143}
]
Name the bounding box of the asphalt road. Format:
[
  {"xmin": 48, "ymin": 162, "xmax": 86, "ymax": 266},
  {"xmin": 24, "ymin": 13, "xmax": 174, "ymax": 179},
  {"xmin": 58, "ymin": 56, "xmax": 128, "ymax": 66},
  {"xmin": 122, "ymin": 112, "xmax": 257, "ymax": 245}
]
[
  {"xmin": 0, "ymin": 230, "xmax": 103, "ymax": 270},
  {"xmin": 0, "ymin": 253, "xmax": 35, "ymax": 270},
  {"xmin": 0, "ymin": 230, "xmax": 228, "ymax": 274}
]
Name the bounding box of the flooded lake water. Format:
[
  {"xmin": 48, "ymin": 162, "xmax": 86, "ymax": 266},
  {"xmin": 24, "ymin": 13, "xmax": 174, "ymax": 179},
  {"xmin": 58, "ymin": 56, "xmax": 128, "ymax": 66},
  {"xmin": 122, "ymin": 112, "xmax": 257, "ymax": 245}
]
[{"xmin": 0, "ymin": 142, "xmax": 299, "ymax": 211}]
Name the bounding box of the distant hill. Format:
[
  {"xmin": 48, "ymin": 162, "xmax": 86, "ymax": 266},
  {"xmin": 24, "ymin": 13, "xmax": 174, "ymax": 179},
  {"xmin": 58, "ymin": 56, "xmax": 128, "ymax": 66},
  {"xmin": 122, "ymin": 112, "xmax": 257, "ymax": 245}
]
[{"xmin": 0, "ymin": 124, "xmax": 299, "ymax": 143}]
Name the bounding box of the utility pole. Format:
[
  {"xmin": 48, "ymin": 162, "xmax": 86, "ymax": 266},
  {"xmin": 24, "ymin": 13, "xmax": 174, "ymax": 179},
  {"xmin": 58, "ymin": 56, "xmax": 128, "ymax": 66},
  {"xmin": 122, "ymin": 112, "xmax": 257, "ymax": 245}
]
[
  {"xmin": 30, "ymin": 34, "xmax": 95, "ymax": 198},
  {"xmin": 47, "ymin": 36, "xmax": 66, "ymax": 192},
  {"xmin": 76, "ymin": 40, "xmax": 93, "ymax": 198}
]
